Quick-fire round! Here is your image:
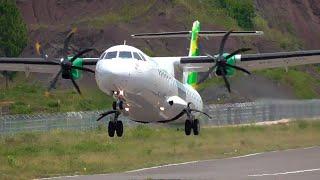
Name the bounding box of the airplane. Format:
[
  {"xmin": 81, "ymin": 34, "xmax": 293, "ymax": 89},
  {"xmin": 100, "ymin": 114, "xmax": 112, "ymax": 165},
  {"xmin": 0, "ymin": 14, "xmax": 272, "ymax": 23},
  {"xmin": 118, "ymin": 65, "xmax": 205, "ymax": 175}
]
[{"xmin": 1, "ymin": 21, "xmax": 320, "ymax": 137}]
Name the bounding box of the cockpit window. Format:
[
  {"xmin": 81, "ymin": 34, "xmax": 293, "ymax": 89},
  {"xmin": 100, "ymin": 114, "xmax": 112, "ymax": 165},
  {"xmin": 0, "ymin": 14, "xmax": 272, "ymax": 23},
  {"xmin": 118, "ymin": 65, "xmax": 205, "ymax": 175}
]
[
  {"xmin": 138, "ymin": 53, "xmax": 146, "ymax": 61},
  {"xmin": 133, "ymin": 52, "xmax": 142, "ymax": 60},
  {"xmin": 105, "ymin": 51, "xmax": 117, "ymax": 59},
  {"xmin": 119, "ymin": 51, "xmax": 132, "ymax": 59}
]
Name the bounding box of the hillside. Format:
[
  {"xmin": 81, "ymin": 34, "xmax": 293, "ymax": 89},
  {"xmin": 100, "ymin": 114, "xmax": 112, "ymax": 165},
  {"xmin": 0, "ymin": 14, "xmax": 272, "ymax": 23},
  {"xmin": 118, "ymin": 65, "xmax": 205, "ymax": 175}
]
[{"xmin": 1, "ymin": 0, "xmax": 320, "ymax": 113}]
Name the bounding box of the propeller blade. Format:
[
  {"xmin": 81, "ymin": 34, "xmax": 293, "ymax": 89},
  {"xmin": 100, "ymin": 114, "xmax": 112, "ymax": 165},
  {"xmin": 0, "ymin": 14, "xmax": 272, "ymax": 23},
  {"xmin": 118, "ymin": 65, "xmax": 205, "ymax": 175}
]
[
  {"xmin": 190, "ymin": 109, "xmax": 212, "ymax": 119},
  {"xmin": 70, "ymin": 48, "xmax": 94, "ymax": 63},
  {"xmin": 221, "ymin": 68, "xmax": 231, "ymax": 93},
  {"xmin": 70, "ymin": 77, "xmax": 81, "ymax": 95},
  {"xmin": 63, "ymin": 28, "xmax": 77, "ymax": 58},
  {"xmin": 218, "ymin": 30, "xmax": 233, "ymax": 58},
  {"xmin": 225, "ymin": 48, "xmax": 251, "ymax": 60},
  {"xmin": 72, "ymin": 66, "xmax": 95, "ymax": 73},
  {"xmin": 48, "ymin": 70, "xmax": 62, "ymax": 91},
  {"xmin": 198, "ymin": 64, "xmax": 217, "ymax": 84},
  {"xmin": 97, "ymin": 110, "xmax": 118, "ymax": 121},
  {"xmin": 225, "ymin": 64, "xmax": 251, "ymax": 75}
]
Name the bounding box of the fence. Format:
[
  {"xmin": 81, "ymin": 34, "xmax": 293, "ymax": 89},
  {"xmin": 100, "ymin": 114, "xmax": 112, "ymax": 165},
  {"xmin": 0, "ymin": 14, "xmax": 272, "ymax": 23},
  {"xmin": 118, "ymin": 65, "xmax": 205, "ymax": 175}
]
[
  {"xmin": 1, "ymin": 99, "xmax": 320, "ymax": 135},
  {"xmin": 203, "ymin": 99, "xmax": 320, "ymax": 125}
]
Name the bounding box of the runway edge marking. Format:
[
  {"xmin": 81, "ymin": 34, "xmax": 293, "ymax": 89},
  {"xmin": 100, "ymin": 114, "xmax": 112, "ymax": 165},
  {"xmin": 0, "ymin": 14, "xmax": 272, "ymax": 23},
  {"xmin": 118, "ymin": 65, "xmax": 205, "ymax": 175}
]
[{"xmin": 248, "ymin": 168, "xmax": 320, "ymax": 177}]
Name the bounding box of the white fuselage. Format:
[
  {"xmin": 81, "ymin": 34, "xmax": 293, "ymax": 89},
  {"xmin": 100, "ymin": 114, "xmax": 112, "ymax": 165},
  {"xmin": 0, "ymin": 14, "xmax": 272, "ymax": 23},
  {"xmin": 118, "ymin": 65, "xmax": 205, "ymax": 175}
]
[{"xmin": 95, "ymin": 45, "xmax": 203, "ymax": 123}]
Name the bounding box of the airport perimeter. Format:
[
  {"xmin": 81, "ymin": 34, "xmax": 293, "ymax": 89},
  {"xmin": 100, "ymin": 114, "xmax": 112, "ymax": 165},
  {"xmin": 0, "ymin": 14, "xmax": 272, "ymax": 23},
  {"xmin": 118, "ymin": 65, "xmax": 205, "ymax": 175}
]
[{"xmin": 1, "ymin": 99, "xmax": 320, "ymax": 135}]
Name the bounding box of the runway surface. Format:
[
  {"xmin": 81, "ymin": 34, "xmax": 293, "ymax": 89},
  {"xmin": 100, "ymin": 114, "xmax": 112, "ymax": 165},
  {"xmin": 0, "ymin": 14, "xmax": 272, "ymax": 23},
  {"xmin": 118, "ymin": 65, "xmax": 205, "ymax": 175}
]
[{"xmin": 55, "ymin": 146, "xmax": 320, "ymax": 180}]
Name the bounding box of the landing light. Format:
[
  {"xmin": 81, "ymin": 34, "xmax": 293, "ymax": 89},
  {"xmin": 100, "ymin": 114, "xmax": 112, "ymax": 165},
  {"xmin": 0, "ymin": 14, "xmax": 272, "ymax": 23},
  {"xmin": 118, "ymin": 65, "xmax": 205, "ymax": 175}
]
[
  {"xmin": 160, "ymin": 107, "xmax": 165, "ymax": 111},
  {"xmin": 119, "ymin": 90, "xmax": 124, "ymax": 96},
  {"xmin": 125, "ymin": 107, "xmax": 130, "ymax": 112}
]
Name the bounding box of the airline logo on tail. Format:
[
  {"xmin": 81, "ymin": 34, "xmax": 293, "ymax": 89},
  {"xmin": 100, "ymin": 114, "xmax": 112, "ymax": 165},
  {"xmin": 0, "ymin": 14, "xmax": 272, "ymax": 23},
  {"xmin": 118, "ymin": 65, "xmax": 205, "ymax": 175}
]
[{"xmin": 186, "ymin": 21, "xmax": 200, "ymax": 88}]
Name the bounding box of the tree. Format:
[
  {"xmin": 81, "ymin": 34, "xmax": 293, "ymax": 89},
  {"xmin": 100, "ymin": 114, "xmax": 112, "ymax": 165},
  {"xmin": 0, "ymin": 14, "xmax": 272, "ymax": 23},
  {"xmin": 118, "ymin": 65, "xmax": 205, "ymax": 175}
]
[{"xmin": 0, "ymin": 0, "xmax": 28, "ymax": 88}]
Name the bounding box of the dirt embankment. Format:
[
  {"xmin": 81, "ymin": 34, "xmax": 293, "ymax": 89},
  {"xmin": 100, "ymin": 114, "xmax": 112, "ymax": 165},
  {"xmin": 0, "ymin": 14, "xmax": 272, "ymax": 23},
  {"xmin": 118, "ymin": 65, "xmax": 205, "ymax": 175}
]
[{"xmin": 255, "ymin": 0, "xmax": 320, "ymax": 49}]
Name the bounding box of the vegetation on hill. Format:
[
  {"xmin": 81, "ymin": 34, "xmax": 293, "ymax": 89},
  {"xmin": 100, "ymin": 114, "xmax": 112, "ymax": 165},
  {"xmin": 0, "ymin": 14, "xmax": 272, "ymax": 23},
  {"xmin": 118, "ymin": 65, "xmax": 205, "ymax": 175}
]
[
  {"xmin": 0, "ymin": 0, "xmax": 28, "ymax": 88},
  {"xmin": 0, "ymin": 121, "xmax": 319, "ymax": 179},
  {"xmin": 0, "ymin": 0, "xmax": 27, "ymax": 57},
  {"xmin": 216, "ymin": 0, "xmax": 255, "ymax": 29}
]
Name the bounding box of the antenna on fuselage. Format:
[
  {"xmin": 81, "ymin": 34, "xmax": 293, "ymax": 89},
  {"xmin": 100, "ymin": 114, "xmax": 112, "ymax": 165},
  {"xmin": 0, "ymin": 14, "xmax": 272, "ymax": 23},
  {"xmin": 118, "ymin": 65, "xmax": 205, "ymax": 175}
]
[{"xmin": 123, "ymin": 40, "xmax": 127, "ymax": 45}]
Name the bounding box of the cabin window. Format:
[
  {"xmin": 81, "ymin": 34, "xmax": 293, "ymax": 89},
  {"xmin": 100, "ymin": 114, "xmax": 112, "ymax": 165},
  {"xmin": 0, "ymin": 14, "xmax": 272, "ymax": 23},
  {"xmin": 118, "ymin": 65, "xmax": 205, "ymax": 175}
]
[
  {"xmin": 105, "ymin": 51, "xmax": 117, "ymax": 59},
  {"xmin": 133, "ymin": 52, "xmax": 142, "ymax": 60},
  {"xmin": 119, "ymin": 51, "xmax": 132, "ymax": 59}
]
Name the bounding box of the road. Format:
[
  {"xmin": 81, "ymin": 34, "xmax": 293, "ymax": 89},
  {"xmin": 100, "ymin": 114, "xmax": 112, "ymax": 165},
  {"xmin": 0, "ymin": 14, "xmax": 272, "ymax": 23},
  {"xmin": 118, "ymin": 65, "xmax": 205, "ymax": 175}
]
[{"xmin": 52, "ymin": 146, "xmax": 320, "ymax": 180}]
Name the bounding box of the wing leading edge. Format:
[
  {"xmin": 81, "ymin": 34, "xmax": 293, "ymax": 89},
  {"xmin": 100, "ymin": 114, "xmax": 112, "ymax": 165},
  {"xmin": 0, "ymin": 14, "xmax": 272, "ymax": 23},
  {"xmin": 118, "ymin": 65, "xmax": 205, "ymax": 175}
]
[
  {"xmin": 0, "ymin": 58, "xmax": 99, "ymax": 73},
  {"xmin": 179, "ymin": 50, "xmax": 320, "ymax": 72}
]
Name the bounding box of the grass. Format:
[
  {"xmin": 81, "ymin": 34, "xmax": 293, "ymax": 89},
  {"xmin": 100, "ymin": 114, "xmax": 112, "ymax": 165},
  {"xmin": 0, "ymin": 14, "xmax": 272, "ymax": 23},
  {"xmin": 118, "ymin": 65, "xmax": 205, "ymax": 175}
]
[
  {"xmin": 0, "ymin": 75, "xmax": 113, "ymax": 114},
  {"xmin": 73, "ymin": 1, "xmax": 157, "ymax": 29},
  {"xmin": 0, "ymin": 120, "xmax": 319, "ymax": 179},
  {"xmin": 257, "ymin": 68, "xmax": 320, "ymax": 99},
  {"xmin": 174, "ymin": 0, "xmax": 239, "ymax": 29}
]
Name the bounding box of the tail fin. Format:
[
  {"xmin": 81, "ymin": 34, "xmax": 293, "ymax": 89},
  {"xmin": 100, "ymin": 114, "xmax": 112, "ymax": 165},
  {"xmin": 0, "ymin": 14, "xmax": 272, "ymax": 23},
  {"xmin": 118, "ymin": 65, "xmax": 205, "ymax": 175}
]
[{"xmin": 184, "ymin": 21, "xmax": 201, "ymax": 87}]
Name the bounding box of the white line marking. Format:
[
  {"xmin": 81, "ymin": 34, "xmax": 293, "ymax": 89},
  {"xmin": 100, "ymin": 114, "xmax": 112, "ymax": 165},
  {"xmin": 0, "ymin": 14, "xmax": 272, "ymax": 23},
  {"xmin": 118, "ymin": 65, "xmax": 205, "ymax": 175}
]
[
  {"xmin": 125, "ymin": 161, "xmax": 199, "ymax": 173},
  {"xmin": 248, "ymin": 168, "xmax": 320, "ymax": 177}
]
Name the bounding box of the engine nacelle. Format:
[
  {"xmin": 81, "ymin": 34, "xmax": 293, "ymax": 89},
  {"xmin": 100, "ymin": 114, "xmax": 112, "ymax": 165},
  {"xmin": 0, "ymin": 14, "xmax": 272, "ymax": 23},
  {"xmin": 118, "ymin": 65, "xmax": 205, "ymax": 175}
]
[
  {"xmin": 215, "ymin": 53, "xmax": 237, "ymax": 77},
  {"xmin": 70, "ymin": 57, "xmax": 84, "ymax": 80}
]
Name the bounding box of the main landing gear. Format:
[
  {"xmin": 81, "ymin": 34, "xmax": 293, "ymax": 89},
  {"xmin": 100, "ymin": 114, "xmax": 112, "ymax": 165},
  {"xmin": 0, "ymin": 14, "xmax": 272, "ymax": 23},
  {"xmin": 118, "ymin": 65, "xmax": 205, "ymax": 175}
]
[
  {"xmin": 185, "ymin": 118, "xmax": 200, "ymax": 136},
  {"xmin": 162, "ymin": 102, "xmax": 211, "ymax": 136},
  {"xmin": 97, "ymin": 100, "xmax": 124, "ymax": 137}
]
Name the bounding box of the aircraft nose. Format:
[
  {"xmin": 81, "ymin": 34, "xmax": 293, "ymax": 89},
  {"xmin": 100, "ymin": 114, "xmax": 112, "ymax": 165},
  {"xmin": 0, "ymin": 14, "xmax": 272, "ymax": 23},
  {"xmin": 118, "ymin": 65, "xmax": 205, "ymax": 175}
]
[{"xmin": 95, "ymin": 59, "xmax": 135, "ymax": 94}]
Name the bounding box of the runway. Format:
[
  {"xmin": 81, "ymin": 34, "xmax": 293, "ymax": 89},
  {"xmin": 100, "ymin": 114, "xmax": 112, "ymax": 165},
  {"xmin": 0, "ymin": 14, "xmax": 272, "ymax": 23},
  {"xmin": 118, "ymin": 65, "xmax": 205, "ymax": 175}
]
[{"xmin": 55, "ymin": 146, "xmax": 320, "ymax": 180}]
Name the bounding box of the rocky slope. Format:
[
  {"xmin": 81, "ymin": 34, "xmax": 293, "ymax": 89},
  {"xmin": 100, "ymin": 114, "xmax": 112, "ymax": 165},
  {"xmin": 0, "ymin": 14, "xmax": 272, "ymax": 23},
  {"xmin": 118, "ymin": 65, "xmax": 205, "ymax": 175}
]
[{"xmin": 12, "ymin": 0, "xmax": 320, "ymax": 103}]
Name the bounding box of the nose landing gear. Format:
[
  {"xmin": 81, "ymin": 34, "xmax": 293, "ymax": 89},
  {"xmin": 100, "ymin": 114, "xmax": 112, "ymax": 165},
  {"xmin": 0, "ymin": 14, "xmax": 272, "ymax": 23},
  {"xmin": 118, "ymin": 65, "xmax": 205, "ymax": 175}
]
[
  {"xmin": 97, "ymin": 100, "xmax": 125, "ymax": 137},
  {"xmin": 184, "ymin": 110, "xmax": 200, "ymax": 136}
]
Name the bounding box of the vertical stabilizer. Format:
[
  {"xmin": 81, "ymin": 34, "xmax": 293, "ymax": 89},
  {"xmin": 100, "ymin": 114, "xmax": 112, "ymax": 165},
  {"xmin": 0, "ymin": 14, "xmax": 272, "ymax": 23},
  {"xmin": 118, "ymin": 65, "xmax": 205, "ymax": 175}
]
[{"xmin": 184, "ymin": 21, "xmax": 200, "ymax": 87}]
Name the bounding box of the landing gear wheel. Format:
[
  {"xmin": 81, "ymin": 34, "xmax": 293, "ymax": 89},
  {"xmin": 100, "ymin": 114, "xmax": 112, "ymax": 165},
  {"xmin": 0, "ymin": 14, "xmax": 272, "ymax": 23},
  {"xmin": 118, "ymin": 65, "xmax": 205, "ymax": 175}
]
[
  {"xmin": 185, "ymin": 120, "xmax": 192, "ymax": 136},
  {"xmin": 193, "ymin": 119, "xmax": 200, "ymax": 135},
  {"xmin": 116, "ymin": 121, "xmax": 124, "ymax": 137},
  {"xmin": 108, "ymin": 121, "xmax": 116, "ymax": 137},
  {"xmin": 112, "ymin": 101, "xmax": 117, "ymax": 110}
]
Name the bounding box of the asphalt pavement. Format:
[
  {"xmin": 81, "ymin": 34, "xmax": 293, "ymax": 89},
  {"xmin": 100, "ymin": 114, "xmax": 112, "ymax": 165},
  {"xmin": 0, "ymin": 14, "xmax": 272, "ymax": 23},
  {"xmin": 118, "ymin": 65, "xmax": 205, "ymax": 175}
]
[{"xmin": 50, "ymin": 146, "xmax": 320, "ymax": 180}]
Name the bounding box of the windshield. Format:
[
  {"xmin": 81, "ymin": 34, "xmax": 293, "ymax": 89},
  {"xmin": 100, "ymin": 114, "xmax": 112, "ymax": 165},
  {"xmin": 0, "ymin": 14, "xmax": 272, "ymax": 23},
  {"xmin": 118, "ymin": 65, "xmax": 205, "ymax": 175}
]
[
  {"xmin": 105, "ymin": 51, "xmax": 117, "ymax": 59},
  {"xmin": 133, "ymin": 52, "xmax": 142, "ymax": 60},
  {"xmin": 119, "ymin": 51, "xmax": 132, "ymax": 59}
]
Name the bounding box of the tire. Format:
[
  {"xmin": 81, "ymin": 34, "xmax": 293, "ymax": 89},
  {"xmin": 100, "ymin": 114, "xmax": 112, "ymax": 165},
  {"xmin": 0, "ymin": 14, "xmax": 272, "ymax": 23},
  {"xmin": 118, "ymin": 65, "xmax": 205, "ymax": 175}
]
[
  {"xmin": 193, "ymin": 119, "xmax": 200, "ymax": 135},
  {"xmin": 108, "ymin": 121, "xmax": 115, "ymax": 137},
  {"xmin": 185, "ymin": 120, "xmax": 192, "ymax": 136},
  {"xmin": 112, "ymin": 101, "xmax": 117, "ymax": 110},
  {"xmin": 116, "ymin": 121, "xmax": 124, "ymax": 137}
]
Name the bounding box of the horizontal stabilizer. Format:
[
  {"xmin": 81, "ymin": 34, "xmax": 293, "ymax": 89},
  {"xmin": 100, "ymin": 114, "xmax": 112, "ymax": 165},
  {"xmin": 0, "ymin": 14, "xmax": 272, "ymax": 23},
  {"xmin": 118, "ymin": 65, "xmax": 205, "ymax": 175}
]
[{"xmin": 131, "ymin": 31, "xmax": 263, "ymax": 38}]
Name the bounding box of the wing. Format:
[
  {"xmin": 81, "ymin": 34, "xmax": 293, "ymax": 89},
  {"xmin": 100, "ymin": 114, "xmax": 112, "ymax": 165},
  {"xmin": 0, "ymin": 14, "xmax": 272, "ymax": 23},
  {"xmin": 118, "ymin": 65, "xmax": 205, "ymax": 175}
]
[
  {"xmin": 0, "ymin": 57, "xmax": 99, "ymax": 73},
  {"xmin": 179, "ymin": 50, "xmax": 320, "ymax": 72},
  {"xmin": 132, "ymin": 31, "xmax": 263, "ymax": 38}
]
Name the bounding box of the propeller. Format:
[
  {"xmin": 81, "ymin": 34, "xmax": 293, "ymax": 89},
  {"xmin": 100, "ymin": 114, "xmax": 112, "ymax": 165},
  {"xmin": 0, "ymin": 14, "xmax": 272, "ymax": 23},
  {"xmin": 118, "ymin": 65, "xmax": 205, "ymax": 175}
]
[
  {"xmin": 158, "ymin": 102, "xmax": 211, "ymax": 123},
  {"xmin": 36, "ymin": 28, "xmax": 95, "ymax": 94},
  {"xmin": 198, "ymin": 30, "xmax": 252, "ymax": 93}
]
